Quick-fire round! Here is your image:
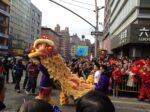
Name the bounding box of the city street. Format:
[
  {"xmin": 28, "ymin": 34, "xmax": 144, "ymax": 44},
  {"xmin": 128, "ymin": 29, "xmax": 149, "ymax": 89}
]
[
  {"xmin": 1, "ymin": 0, "xmax": 150, "ymax": 112},
  {"xmin": 3, "ymin": 73, "xmax": 150, "ymax": 112}
]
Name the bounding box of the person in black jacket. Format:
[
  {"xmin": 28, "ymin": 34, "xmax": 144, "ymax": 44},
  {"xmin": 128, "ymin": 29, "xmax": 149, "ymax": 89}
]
[
  {"xmin": 14, "ymin": 59, "xmax": 25, "ymax": 93},
  {"xmin": 3, "ymin": 57, "xmax": 10, "ymax": 83},
  {"xmin": 23, "ymin": 59, "xmax": 30, "ymax": 89},
  {"xmin": 0, "ymin": 77, "xmax": 6, "ymax": 111}
]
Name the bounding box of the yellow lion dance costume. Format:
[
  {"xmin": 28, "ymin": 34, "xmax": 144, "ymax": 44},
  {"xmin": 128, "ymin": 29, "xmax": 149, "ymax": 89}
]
[{"xmin": 28, "ymin": 38, "xmax": 95, "ymax": 105}]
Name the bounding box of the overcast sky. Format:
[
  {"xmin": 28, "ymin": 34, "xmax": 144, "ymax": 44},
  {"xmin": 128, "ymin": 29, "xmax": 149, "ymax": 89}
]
[{"xmin": 31, "ymin": 0, "xmax": 105, "ymax": 43}]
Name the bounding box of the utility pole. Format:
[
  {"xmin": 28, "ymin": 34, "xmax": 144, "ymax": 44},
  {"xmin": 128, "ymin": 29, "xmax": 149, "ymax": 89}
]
[
  {"xmin": 95, "ymin": 0, "xmax": 99, "ymax": 58},
  {"xmin": 49, "ymin": 0, "xmax": 104, "ymax": 58}
]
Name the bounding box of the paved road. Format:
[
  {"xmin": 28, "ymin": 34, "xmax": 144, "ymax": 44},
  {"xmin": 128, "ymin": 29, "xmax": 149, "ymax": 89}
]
[{"xmin": 3, "ymin": 72, "xmax": 150, "ymax": 112}]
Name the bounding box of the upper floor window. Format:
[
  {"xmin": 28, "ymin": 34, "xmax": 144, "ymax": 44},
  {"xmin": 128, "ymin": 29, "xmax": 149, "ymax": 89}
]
[
  {"xmin": 37, "ymin": 22, "xmax": 40, "ymax": 27},
  {"xmin": 37, "ymin": 29, "xmax": 39, "ymax": 34},
  {"xmin": 38, "ymin": 14, "xmax": 40, "ymax": 19},
  {"xmin": 0, "ymin": 2, "xmax": 6, "ymax": 11}
]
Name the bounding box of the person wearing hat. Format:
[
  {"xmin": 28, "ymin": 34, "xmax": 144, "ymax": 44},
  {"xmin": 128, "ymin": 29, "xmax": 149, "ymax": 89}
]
[{"xmin": 35, "ymin": 63, "xmax": 55, "ymax": 105}]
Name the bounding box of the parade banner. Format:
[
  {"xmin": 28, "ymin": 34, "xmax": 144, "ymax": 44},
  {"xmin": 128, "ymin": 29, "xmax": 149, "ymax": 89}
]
[{"xmin": 76, "ymin": 45, "xmax": 88, "ymax": 56}]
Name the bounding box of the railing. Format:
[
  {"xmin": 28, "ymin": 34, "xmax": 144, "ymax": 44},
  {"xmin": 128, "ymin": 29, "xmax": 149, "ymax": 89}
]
[{"xmin": 112, "ymin": 75, "xmax": 141, "ymax": 97}]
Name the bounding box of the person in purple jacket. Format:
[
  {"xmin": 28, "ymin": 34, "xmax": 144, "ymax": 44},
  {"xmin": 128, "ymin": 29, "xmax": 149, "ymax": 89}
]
[
  {"xmin": 38, "ymin": 63, "xmax": 53, "ymax": 88},
  {"xmin": 95, "ymin": 65, "xmax": 110, "ymax": 94},
  {"xmin": 35, "ymin": 63, "xmax": 55, "ymax": 105}
]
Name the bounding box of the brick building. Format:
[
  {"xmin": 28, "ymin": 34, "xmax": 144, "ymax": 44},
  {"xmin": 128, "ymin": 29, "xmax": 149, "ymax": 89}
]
[
  {"xmin": 41, "ymin": 27, "xmax": 60, "ymax": 51},
  {"xmin": 101, "ymin": 0, "xmax": 111, "ymax": 54},
  {"xmin": 55, "ymin": 24, "xmax": 70, "ymax": 58}
]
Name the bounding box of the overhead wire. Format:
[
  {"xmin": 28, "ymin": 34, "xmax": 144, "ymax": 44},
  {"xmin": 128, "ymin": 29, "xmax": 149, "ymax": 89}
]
[
  {"xmin": 69, "ymin": 0, "xmax": 95, "ymax": 6},
  {"xmin": 56, "ymin": 0, "xmax": 94, "ymax": 11},
  {"xmin": 68, "ymin": 0, "xmax": 103, "ymax": 8}
]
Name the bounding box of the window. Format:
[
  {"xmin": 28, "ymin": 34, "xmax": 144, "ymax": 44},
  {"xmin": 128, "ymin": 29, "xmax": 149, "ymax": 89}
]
[
  {"xmin": 31, "ymin": 26, "xmax": 34, "ymax": 32},
  {"xmin": 37, "ymin": 22, "xmax": 40, "ymax": 27},
  {"xmin": 32, "ymin": 9, "xmax": 35, "ymax": 16},
  {"xmin": 38, "ymin": 14, "xmax": 40, "ymax": 19},
  {"xmin": 0, "ymin": 28, "xmax": 5, "ymax": 33},
  {"xmin": 37, "ymin": 29, "xmax": 39, "ymax": 34},
  {"xmin": 0, "ymin": 2, "xmax": 6, "ymax": 11},
  {"xmin": 10, "ymin": 27, "xmax": 13, "ymax": 33},
  {"xmin": 32, "ymin": 18, "xmax": 35, "ymax": 24},
  {"xmin": 140, "ymin": 0, "xmax": 150, "ymax": 7},
  {"xmin": 0, "ymin": 16, "xmax": 5, "ymax": 24},
  {"xmin": 31, "ymin": 35, "xmax": 34, "ymax": 40}
]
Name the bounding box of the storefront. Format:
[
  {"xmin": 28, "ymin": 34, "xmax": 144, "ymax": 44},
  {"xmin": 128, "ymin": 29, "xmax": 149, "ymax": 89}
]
[{"xmin": 111, "ymin": 24, "xmax": 150, "ymax": 58}]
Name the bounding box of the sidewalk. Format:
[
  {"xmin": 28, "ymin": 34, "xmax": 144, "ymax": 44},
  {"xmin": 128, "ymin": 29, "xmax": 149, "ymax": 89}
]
[{"xmin": 110, "ymin": 96, "xmax": 150, "ymax": 112}]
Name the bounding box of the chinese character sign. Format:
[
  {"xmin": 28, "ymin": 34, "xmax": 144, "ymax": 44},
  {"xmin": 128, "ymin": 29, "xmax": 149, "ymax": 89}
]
[
  {"xmin": 139, "ymin": 27, "xmax": 149, "ymax": 37},
  {"xmin": 138, "ymin": 27, "xmax": 150, "ymax": 41},
  {"xmin": 119, "ymin": 29, "xmax": 128, "ymax": 45}
]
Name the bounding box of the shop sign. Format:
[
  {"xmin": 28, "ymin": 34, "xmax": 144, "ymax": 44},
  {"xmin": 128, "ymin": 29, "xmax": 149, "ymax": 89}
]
[
  {"xmin": 111, "ymin": 26, "xmax": 131, "ymax": 50},
  {"xmin": 131, "ymin": 24, "xmax": 150, "ymax": 43},
  {"xmin": 138, "ymin": 27, "xmax": 150, "ymax": 41},
  {"xmin": 111, "ymin": 24, "xmax": 150, "ymax": 50},
  {"xmin": 119, "ymin": 29, "xmax": 128, "ymax": 45}
]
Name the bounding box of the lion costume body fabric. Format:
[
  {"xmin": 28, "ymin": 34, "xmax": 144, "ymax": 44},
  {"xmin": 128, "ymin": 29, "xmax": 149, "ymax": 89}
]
[{"xmin": 28, "ymin": 39, "xmax": 95, "ymax": 105}]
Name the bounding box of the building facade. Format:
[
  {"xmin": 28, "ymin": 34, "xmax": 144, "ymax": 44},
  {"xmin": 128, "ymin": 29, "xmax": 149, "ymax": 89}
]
[
  {"xmin": 101, "ymin": 0, "xmax": 111, "ymax": 54},
  {"xmin": 0, "ymin": 0, "xmax": 10, "ymax": 55},
  {"xmin": 30, "ymin": 3, "xmax": 42, "ymax": 44},
  {"xmin": 70, "ymin": 34, "xmax": 80, "ymax": 57},
  {"xmin": 9, "ymin": 0, "xmax": 31, "ymax": 55},
  {"xmin": 110, "ymin": 0, "xmax": 150, "ymax": 58},
  {"xmin": 55, "ymin": 24, "xmax": 70, "ymax": 58},
  {"xmin": 41, "ymin": 27, "xmax": 60, "ymax": 51}
]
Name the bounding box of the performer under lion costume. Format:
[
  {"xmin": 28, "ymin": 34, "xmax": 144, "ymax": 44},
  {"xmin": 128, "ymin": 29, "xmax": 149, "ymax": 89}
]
[
  {"xmin": 130, "ymin": 60, "xmax": 150, "ymax": 102},
  {"xmin": 28, "ymin": 38, "xmax": 95, "ymax": 105}
]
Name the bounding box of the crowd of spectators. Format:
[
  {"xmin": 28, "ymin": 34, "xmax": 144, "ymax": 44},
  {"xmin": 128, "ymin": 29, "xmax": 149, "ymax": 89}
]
[{"xmin": 0, "ymin": 55, "xmax": 150, "ymax": 112}]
